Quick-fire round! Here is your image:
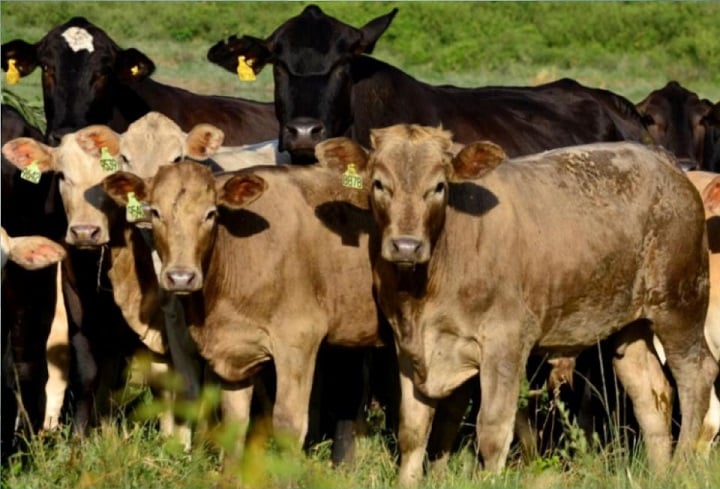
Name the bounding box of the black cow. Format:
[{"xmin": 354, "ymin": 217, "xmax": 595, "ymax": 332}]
[
  {"xmin": 207, "ymin": 4, "xmax": 649, "ymax": 164},
  {"xmin": 636, "ymin": 81, "xmax": 720, "ymax": 171},
  {"xmin": 1, "ymin": 16, "xmax": 278, "ymax": 145},
  {"xmin": 1, "ymin": 104, "xmax": 65, "ymax": 464}
]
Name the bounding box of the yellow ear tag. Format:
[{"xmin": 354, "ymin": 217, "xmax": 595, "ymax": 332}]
[
  {"xmin": 342, "ymin": 163, "xmax": 363, "ymax": 190},
  {"xmin": 237, "ymin": 56, "xmax": 256, "ymax": 81},
  {"xmin": 99, "ymin": 147, "xmax": 118, "ymax": 172},
  {"xmin": 130, "ymin": 65, "xmax": 140, "ymax": 77},
  {"xmin": 126, "ymin": 192, "xmax": 146, "ymax": 222},
  {"xmin": 20, "ymin": 160, "xmax": 42, "ymax": 184},
  {"xmin": 6, "ymin": 59, "xmax": 20, "ymax": 85}
]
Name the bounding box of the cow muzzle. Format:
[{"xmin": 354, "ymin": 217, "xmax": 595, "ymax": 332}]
[
  {"xmin": 68, "ymin": 224, "xmax": 104, "ymax": 248},
  {"xmin": 383, "ymin": 236, "xmax": 428, "ymax": 269},
  {"xmin": 163, "ymin": 267, "xmax": 201, "ymax": 293},
  {"xmin": 283, "ymin": 117, "xmax": 326, "ymax": 161}
]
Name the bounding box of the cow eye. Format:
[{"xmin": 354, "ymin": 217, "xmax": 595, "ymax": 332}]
[
  {"xmin": 150, "ymin": 207, "xmax": 161, "ymax": 219},
  {"xmin": 172, "ymin": 156, "xmax": 182, "ymax": 163},
  {"xmin": 373, "ymin": 180, "xmax": 384, "ymax": 192},
  {"xmin": 56, "ymin": 172, "xmax": 65, "ymax": 181},
  {"xmin": 120, "ymin": 154, "xmax": 130, "ymax": 165},
  {"xmin": 641, "ymin": 114, "xmax": 655, "ymax": 126},
  {"xmin": 435, "ymin": 182, "xmax": 445, "ymax": 194},
  {"xmin": 204, "ymin": 208, "xmax": 218, "ymax": 222}
]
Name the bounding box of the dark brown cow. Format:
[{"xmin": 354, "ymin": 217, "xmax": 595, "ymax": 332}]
[
  {"xmin": 208, "ymin": 4, "xmax": 650, "ymax": 164},
  {"xmin": 636, "ymin": 81, "xmax": 719, "ymax": 171},
  {"xmin": 2, "ymin": 16, "xmax": 278, "ymax": 146},
  {"xmin": 100, "ymin": 160, "xmax": 386, "ymax": 465},
  {"xmin": 320, "ymin": 125, "xmax": 716, "ymax": 485}
]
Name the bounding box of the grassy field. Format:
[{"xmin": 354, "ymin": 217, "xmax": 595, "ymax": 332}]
[{"xmin": 2, "ymin": 2, "xmax": 720, "ymax": 487}]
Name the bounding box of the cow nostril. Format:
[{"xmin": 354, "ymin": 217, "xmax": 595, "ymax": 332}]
[{"xmin": 309, "ymin": 124, "xmax": 323, "ymax": 137}]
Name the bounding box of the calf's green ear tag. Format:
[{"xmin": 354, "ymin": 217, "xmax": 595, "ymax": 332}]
[
  {"xmin": 126, "ymin": 192, "xmax": 145, "ymax": 222},
  {"xmin": 20, "ymin": 160, "xmax": 42, "ymax": 184},
  {"xmin": 99, "ymin": 147, "xmax": 118, "ymax": 172},
  {"xmin": 342, "ymin": 163, "xmax": 363, "ymax": 190}
]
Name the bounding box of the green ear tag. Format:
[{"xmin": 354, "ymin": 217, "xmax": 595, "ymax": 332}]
[
  {"xmin": 342, "ymin": 163, "xmax": 363, "ymax": 190},
  {"xmin": 126, "ymin": 192, "xmax": 145, "ymax": 222},
  {"xmin": 20, "ymin": 160, "xmax": 42, "ymax": 184},
  {"xmin": 99, "ymin": 147, "xmax": 118, "ymax": 172}
]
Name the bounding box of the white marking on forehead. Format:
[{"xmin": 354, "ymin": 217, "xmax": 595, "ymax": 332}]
[{"xmin": 61, "ymin": 27, "xmax": 95, "ymax": 53}]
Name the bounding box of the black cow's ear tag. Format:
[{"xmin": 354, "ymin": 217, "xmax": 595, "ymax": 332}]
[
  {"xmin": 99, "ymin": 147, "xmax": 119, "ymax": 172},
  {"xmin": 237, "ymin": 56, "xmax": 256, "ymax": 81},
  {"xmin": 126, "ymin": 192, "xmax": 146, "ymax": 222},
  {"xmin": 342, "ymin": 163, "xmax": 363, "ymax": 190},
  {"xmin": 20, "ymin": 160, "xmax": 41, "ymax": 184},
  {"xmin": 130, "ymin": 65, "xmax": 140, "ymax": 77},
  {"xmin": 6, "ymin": 59, "xmax": 20, "ymax": 85}
]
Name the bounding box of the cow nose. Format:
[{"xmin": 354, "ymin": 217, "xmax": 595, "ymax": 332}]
[
  {"xmin": 69, "ymin": 225, "xmax": 101, "ymax": 244},
  {"xmin": 164, "ymin": 268, "xmax": 198, "ymax": 292},
  {"xmin": 390, "ymin": 236, "xmax": 424, "ymax": 264},
  {"xmin": 284, "ymin": 117, "xmax": 326, "ymax": 150}
]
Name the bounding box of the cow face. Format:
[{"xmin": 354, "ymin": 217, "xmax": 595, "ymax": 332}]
[
  {"xmin": 2, "ymin": 17, "xmax": 154, "ymax": 145},
  {"xmin": 119, "ymin": 112, "xmax": 225, "ymax": 178},
  {"xmin": 366, "ymin": 124, "xmax": 506, "ymax": 268},
  {"xmin": 102, "ymin": 162, "xmax": 266, "ymax": 293},
  {"xmin": 2, "ymin": 126, "xmax": 122, "ymax": 247},
  {"xmin": 208, "ymin": 5, "xmax": 396, "ymax": 163},
  {"xmin": 636, "ymin": 81, "xmax": 715, "ymax": 171}
]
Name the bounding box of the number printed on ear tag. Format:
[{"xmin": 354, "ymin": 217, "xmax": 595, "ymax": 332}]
[
  {"xmin": 100, "ymin": 147, "xmax": 118, "ymax": 172},
  {"xmin": 20, "ymin": 160, "xmax": 41, "ymax": 184},
  {"xmin": 342, "ymin": 163, "xmax": 363, "ymax": 189},
  {"xmin": 126, "ymin": 192, "xmax": 146, "ymax": 222}
]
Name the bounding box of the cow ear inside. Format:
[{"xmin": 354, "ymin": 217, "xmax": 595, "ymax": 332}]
[
  {"xmin": 101, "ymin": 171, "xmax": 147, "ymax": 206},
  {"xmin": 315, "ymin": 138, "xmax": 369, "ymax": 174},
  {"xmin": 356, "ymin": 9, "xmax": 398, "ymax": 54},
  {"xmin": 217, "ymin": 174, "xmax": 267, "ymax": 209},
  {"xmin": 75, "ymin": 125, "xmax": 120, "ymax": 157},
  {"xmin": 7, "ymin": 235, "xmax": 66, "ymax": 271},
  {"xmin": 207, "ymin": 35, "xmax": 271, "ymax": 76},
  {"xmin": 702, "ymin": 176, "xmax": 720, "ymax": 216},
  {"xmin": 1, "ymin": 39, "xmax": 39, "ymax": 78},
  {"xmin": 451, "ymin": 141, "xmax": 507, "ymax": 180},
  {"xmin": 185, "ymin": 124, "xmax": 225, "ymax": 160},
  {"xmin": 115, "ymin": 48, "xmax": 155, "ymax": 83},
  {"xmin": 1, "ymin": 137, "xmax": 56, "ymax": 172}
]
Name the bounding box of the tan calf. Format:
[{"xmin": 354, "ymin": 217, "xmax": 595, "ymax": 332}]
[{"xmin": 320, "ymin": 126, "xmax": 716, "ymax": 486}]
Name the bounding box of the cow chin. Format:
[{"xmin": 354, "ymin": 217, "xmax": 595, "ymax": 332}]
[{"xmin": 287, "ymin": 147, "xmax": 319, "ymax": 165}]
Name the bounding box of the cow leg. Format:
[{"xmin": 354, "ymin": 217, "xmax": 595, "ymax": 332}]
[
  {"xmin": 475, "ymin": 342, "xmax": 527, "ymax": 472},
  {"xmin": 397, "ymin": 351, "xmax": 436, "ymax": 488},
  {"xmin": 45, "ymin": 266, "xmax": 69, "ymax": 430},
  {"xmin": 427, "ymin": 378, "xmax": 474, "ymax": 473},
  {"xmin": 272, "ymin": 341, "xmax": 321, "ymax": 451},
  {"xmin": 220, "ymin": 380, "xmax": 254, "ymax": 467},
  {"xmin": 611, "ymin": 323, "xmax": 672, "ymax": 472},
  {"xmin": 699, "ymin": 377, "xmax": 720, "ymax": 455}
]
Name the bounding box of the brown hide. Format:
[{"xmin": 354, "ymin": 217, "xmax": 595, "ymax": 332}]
[
  {"xmin": 108, "ymin": 161, "xmax": 382, "ymax": 446},
  {"xmin": 334, "ymin": 125, "xmax": 714, "ymax": 481}
]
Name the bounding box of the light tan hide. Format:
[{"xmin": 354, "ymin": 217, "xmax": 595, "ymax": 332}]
[
  {"xmin": 101, "ymin": 160, "xmax": 384, "ymax": 461},
  {"xmin": 324, "ymin": 125, "xmax": 715, "ymax": 486},
  {"xmin": 685, "ymin": 171, "xmax": 720, "ymax": 452},
  {"xmin": 120, "ymin": 111, "xmax": 288, "ymax": 176}
]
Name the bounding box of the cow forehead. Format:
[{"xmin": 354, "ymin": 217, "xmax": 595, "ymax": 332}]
[
  {"xmin": 151, "ymin": 164, "xmax": 216, "ymax": 211},
  {"xmin": 38, "ymin": 19, "xmax": 117, "ymax": 65},
  {"xmin": 373, "ymin": 140, "xmax": 449, "ymax": 188},
  {"xmin": 56, "ymin": 136, "xmax": 112, "ymax": 183},
  {"xmin": 271, "ymin": 10, "xmax": 359, "ymax": 74}
]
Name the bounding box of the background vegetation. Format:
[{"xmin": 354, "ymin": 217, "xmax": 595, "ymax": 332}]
[{"xmin": 2, "ymin": 2, "xmax": 719, "ymax": 487}]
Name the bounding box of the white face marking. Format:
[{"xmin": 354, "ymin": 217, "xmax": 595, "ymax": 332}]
[{"xmin": 61, "ymin": 27, "xmax": 95, "ymax": 53}]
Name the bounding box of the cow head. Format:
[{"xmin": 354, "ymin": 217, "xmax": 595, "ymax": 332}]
[
  {"xmin": 2, "ymin": 17, "xmax": 154, "ymax": 145},
  {"xmin": 367, "ymin": 124, "xmax": 505, "ymax": 268},
  {"xmin": 2, "ymin": 125, "xmax": 123, "ymax": 247},
  {"xmin": 636, "ymin": 81, "xmax": 716, "ymax": 171},
  {"xmin": 208, "ymin": 5, "xmax": 397, "ymax": 164},
  {"xmin": 119, "ymin": 112, "xmax": 225, "ymax": 178},
  {"xmin": 102, "ymin": 162, "xmax": 266, "ymax": 293}
]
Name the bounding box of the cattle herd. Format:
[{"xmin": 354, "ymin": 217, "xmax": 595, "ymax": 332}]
[{"xmin": 1, "ymin": 4, "xmax": 719, "ymax": 485}]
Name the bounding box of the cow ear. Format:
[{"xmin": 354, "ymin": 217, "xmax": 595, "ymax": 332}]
[
  {"xmin": 207, "ymin": 35, "xmax": 271, "ymax": 76},
  {"xmin": 115, "ymin": 48, "xmax": 155, "ymax": 83},
  {"xmin": 2, "ymin": 137, "xmax": 57, "ymax": 173},
  {"xmin": 101, "ymin": 171, "xmax": 148, "ymax": 205},
  {"xmin": 7, "ymin": 235, "xmax": 66, "ymax": 271},
  {"xmin": 1, "ymin": 40, "xmax": 39, "ymax": 78},
  {"xmin": 75, "ymin": 125, "xmax": 120, "ymax": 158},
  {"xmin": 451, "ymin": 141, "xmax": 507, "ymax": 180},
  {"xmin": 701, "ymin": 176, "xmax": 720, "ymax": 216},
  {"xmin": 703, "ymin": 101, "xmax": 720, "ymax": 126},
  {"xmin": 315, "ymin": 137, "xmax": 369, "ymax": 173},
  {"xmin": 356, "ymin": 9, "xmax": 398, "ymax": 54},
  {"xmin": 217, "ymin": 174, "xmax": 267, "ymax": 209},
  {"xmin": 185, "ymin": 124, "xmax": 225, "ymax": 160}
]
